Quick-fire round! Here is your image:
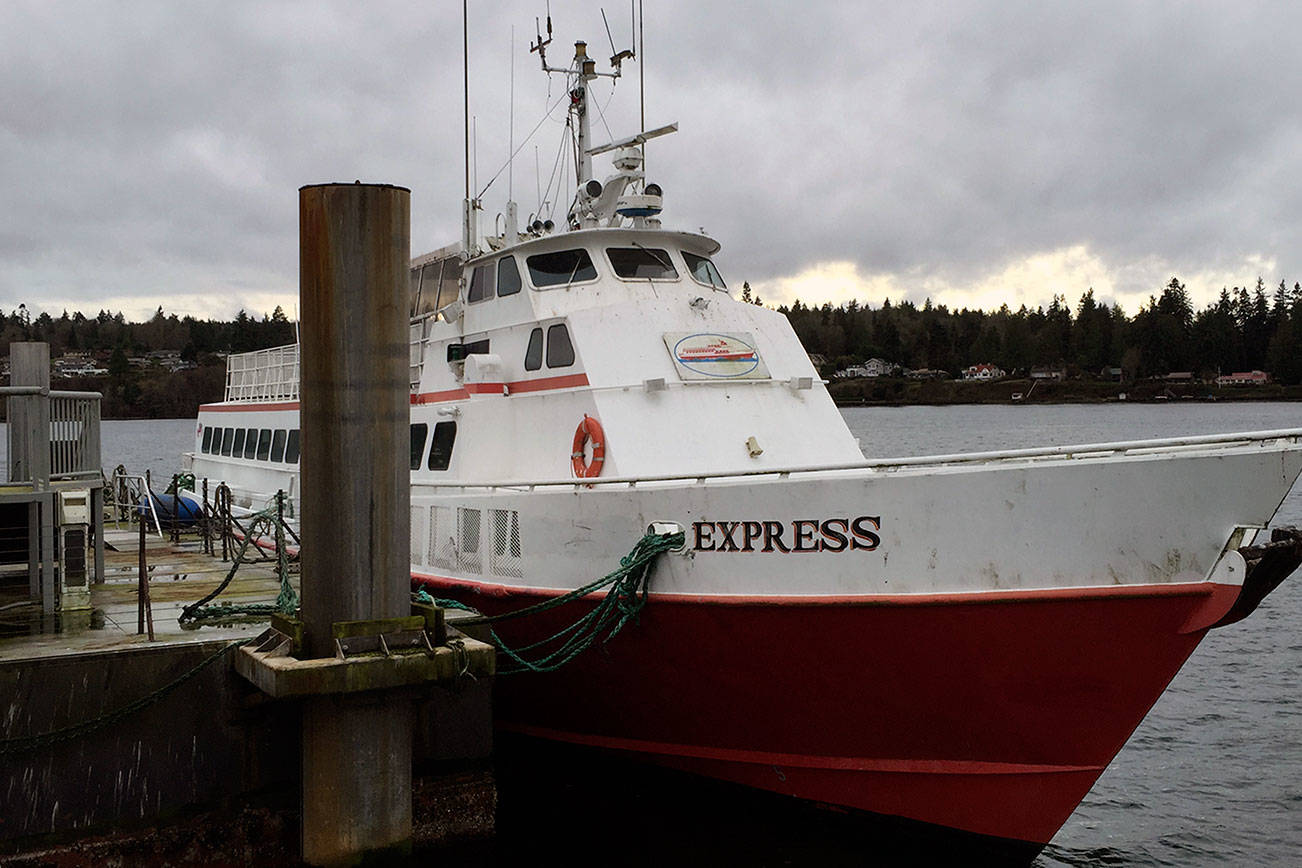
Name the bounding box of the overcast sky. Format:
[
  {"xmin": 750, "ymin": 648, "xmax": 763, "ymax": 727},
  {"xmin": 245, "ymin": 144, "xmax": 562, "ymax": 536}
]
[{"xmin": 3, "ymin": 1, "xmax": 1300, "ymax": 322}]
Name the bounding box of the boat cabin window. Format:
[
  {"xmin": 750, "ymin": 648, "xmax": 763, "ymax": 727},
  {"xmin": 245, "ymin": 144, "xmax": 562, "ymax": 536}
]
[
  {"xmin": 415, "ymin": 256, "xmax": 462, "ymax": 315},
  {"xmin": 257, "ymin": 429, "xmax": 273, "ymax": 461},
  {"xmin": 220, "ymin": 428, "xmax": 235, "ymax": 456},
  {"xmin": 410, "ymin": 423, "xmax": 428, "ymax": 470},
  {"xmin": 497, "ymin": 256, "xmax": 522, "ymax": 296},
  {"xmin": 201, "ymin": 427, "xmax": 214, "ymax": 453},
  {"xmin": 428, "ymin": 421, "xmax": 456, "ymax": 471},
  {"xmin": 244, "ymin": 428, "xmax": 259, "ymax": 460},
  {"xmin": 409, "ymin": 268, "xmax": 422, "ymax": 316},
  {"xmin": 683, "ymin": 252, "xmax": 727, "ymax": 290},
  {"xmin": 607, "ymin": 247, "xmax": 678, "ymax": 280},
  {"xmin": 467, "ymin": 263, "xmax": 494, "ymax": 303},
  {"xmin": 232, "ymin": 429, "xmax": 246, "ymax": 457},
  {"xmin": 526, "ymin": 249, "xmax": 597, "ymax": 288},
  {"xmin": 271, "ymin": 430, "xmax": 287, "ymax": 462},
  {"xmin": 285, "ymin": 430, "xmax": 301, "ymax": 464},
  {"xmin": 524, "ymin": 328, "xmax": 543, "ymax": 371},
  {"xmin": 546, "ymin": 324, "xmax": 575, "ymax": 368}
]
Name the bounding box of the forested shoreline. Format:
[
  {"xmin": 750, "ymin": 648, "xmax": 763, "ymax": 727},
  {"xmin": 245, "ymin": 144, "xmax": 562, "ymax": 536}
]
[
  {"xmin": 4, "ymin": 276, "xmax": 1302, "ymax": 419},
  {"xmin": 0, "ymin": 306, "xmax": 294, "ymax": 419},
  {"xmin": 777, "ymin": 277, "xmax": 1302, "ymax": 385}
]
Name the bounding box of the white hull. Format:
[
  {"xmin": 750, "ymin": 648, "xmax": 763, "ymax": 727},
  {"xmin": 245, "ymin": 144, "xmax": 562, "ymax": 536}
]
[{"xmin": 411, "ymin": 431, "xmax": 1302, "ymax": 596}]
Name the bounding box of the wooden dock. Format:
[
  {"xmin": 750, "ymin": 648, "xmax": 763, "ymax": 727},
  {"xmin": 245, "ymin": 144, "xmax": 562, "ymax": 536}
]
[
  {"xmin": 0, "ymin": 519, "xmax": 496, "ymax": 863},
  {"xmin": 1, "ymin": 524, "xmax": 290, "ymax": 658}
]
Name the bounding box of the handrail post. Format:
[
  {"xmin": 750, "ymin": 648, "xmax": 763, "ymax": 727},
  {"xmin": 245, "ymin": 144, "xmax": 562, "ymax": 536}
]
[
  {"xmin": 9, "ymin": 343, "xmax": 51, "ymax": 488},
  {"xmin": 136, "ymin": 511, "xmax": 153, "ymax": 640},
  {"xmin": 202, "ymin": 478, "xmax": 212, "ymax": 555}
]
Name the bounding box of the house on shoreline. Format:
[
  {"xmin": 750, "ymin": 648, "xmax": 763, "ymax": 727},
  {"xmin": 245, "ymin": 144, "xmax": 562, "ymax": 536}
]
[
  {"xmin": 1217, "ymin": 370, "xmax": 1270, "ymax": 386},
  {"xmin": 963, "ymin": 363, "xmax": 1005, "ymax": 381}
]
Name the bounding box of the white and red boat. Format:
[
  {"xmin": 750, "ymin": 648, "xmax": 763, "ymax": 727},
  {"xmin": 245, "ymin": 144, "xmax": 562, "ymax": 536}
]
[{"xmin": 189, "ymin": 27, "xmax": 1302, "ymax": 862}]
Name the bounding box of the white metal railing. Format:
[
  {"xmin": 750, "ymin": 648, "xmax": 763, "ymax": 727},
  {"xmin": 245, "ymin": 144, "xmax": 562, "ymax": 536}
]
[
  {"xmin": 410, "ymin": 319, "xmax": 430, "ymax": 390},
  {"xmin": 225, "ymin": 344, "xmax": 300, "ymax": 402},
  {"xmin": 49, "ymin": 393, "xmax": 102, "ymax": 477},
  {"xmin": 412, "ymin": 429, "xmax": 1302, "ymax": 491},
  {"xmin": 107, "ymin": 469, "xmax": 165, "ymax": 536},
  {"xmin": 1, "ymin": 386, "xmax": 102, "ymax": 484}
]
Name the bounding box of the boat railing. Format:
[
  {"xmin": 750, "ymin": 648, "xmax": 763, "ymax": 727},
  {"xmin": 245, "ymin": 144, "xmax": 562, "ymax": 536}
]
[
  {"xmin": 1, "ymin": 386, "xmax": 103, "ymax": 486},
  {"xmin": 225, "ymin": 344, "xmax": 300, "ymax": 403},
  {"xmin": 413, "ymin": 428, "xmax": 1302, "ymax": 492},
  {"xmin": 106, "ymin": 468, "xmax": 165, "ymax": 537},
  {"xmin": 409, "ymin": 317, "xmax": 433, "ymax": 391}
]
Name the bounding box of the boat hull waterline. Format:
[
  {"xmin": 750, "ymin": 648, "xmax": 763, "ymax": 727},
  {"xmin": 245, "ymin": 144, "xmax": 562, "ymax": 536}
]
[{"xmin": 419, "ymin": 576, "xmax": 1233, "ymax": 846}]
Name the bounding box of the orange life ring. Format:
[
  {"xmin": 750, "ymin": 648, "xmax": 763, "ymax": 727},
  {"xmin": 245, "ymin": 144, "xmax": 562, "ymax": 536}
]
[{"xmin": 571, "ymin": 414, "xmax": 606, "ymax": 478}]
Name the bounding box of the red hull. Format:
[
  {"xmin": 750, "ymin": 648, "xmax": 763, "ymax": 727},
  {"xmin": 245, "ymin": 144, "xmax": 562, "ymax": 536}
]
[{"xmin": 416, "ymin": 573, "xmax": 1240, "ymax": 845}]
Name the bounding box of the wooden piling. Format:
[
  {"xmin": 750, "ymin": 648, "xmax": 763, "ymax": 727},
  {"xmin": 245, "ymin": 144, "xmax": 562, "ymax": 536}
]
[{"xmin": 297, "ymin": 181, "xmax": 413, "ymax": 866}]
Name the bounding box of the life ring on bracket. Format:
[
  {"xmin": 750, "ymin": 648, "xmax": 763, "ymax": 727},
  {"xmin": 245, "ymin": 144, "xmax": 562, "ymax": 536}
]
[{"xmin": 571, "ymin": 414, "xmax": 606, "ymax": 478}]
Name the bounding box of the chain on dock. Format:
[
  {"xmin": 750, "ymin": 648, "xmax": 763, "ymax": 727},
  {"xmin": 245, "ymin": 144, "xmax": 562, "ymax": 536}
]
[
  {"xmin": 179, "ymin": 490, "xmax": 299, "ymax": 625},
  {"xmin": 415, "ymin": 529, "xmax": 685, "ymax": 675},
  {"xmin": 0, "ymin": 640, "xmax": 251, "ymax": 756}
]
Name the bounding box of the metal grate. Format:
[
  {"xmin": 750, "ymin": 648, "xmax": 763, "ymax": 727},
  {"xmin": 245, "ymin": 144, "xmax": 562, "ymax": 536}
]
[
  {"xmin": 427, "ymin": 506, "xmax": 454, "ymax": 571},
  {"xmin": 410, "ymin": 506, "xmax": 427, "ymax": 564},
  {"xmin": 62, "ymin": 527, "xmax": 88, "ymax": 588},
  {"xmin": 457, "ymin": 507, "xmax": 482, "ymax": 573},
  {"xmin": 489, "ymin": 509, "xmax": 523, "ymax": 577}
]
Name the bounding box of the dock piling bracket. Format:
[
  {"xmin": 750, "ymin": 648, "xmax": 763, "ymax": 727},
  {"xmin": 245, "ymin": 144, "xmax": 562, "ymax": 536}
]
[{"xmin": 234, "ymin": 610, "xmax": 493, "ymax": 701}]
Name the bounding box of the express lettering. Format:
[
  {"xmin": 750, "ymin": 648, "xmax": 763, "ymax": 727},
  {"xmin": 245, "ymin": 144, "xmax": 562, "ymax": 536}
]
[{"xmin": 691, "ymin": 516, "xmax": 881, "ymax": 553}]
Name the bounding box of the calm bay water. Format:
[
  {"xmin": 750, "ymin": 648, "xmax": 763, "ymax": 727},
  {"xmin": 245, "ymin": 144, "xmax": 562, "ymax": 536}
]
[{"xmin": 60, "ymin": 406, "xmax": 1302, "ymax": 864}]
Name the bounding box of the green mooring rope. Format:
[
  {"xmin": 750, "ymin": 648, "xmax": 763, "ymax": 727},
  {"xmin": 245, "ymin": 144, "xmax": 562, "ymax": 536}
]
[
  {"xmin": 167, "ymin": 472, "xmax": 197, "ymax": 494},
  {"xmin": 180, "ymin": 493, "xmax": 298, "ymax": 625},
  {"xmin": 425, "ymin": 529, "xmax": 685, "ymax": 675}
]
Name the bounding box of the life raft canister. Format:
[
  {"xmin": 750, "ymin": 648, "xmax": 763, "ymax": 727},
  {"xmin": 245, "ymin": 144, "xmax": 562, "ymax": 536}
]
[{"xmin": 571, "ymin": 414, "xmax": 606, "ymax": 478}]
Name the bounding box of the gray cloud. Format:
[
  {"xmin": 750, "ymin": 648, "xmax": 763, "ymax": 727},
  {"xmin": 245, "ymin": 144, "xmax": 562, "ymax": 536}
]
[{"xmin": 2, "ymin": 1, "xmax": 1299, "ymax": 318}]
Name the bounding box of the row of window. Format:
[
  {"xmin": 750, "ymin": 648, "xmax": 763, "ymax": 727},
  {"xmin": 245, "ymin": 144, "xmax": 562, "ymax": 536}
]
[
  {"xmin": 463, "ymin": 247, "xmax": 728, "ymax": 303},
  {"xmin": 200, "ymin": 420, "xmax": 457, "ymax": 473},
  {"xmin": 201, "ymin": 426, "xmax": 300, "ymax": 463}
]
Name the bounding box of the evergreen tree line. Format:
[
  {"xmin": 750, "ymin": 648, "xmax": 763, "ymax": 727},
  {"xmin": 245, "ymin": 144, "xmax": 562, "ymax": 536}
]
[
  {"xmin": 0, "ymin": 305, "xmax": 296, "ymax": 360},
  {"xmin": 779, "ymin": 277, "xmax": 1302, "ymax": 383}
]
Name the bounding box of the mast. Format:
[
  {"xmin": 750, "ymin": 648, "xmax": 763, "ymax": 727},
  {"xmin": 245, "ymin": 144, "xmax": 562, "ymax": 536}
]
[
  {"xmin": 572, "ymin": 41, "xmax": 596, "ymax": 184},
  {"xmin": 462, "ymin": 0, "xmax": 476, "ymax": 255}
]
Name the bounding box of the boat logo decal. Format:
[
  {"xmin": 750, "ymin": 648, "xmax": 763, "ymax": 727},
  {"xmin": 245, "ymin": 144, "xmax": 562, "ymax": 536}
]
[
  {"xmin": 691, "ymin": 517, "xmax": 881, "ymax": 553},
  {"xmin": 664, "ymin": 332, "xmax": 770, "ymax": 380}
]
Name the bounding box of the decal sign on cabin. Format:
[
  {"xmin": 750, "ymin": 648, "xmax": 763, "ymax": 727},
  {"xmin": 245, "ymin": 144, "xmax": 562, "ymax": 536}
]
[{"xmin": 664, "ymin": 332, "xmax": 769, "ymax": 380}]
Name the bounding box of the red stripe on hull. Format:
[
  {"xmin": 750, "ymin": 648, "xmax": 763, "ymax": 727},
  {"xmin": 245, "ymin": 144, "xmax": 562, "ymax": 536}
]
[
  {"xmin": 418, "ymin": 575, "xmax": 1238, "ymax": 844},
  {"xmin": 412, "ymin": 372, "xmax": 590, "ymax": 404}
]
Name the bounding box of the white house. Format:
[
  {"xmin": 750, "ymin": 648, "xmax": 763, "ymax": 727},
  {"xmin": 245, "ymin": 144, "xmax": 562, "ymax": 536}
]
[{"xmin": 963, "ymin": 363, "xmax": 1005, "ymax": 381}]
